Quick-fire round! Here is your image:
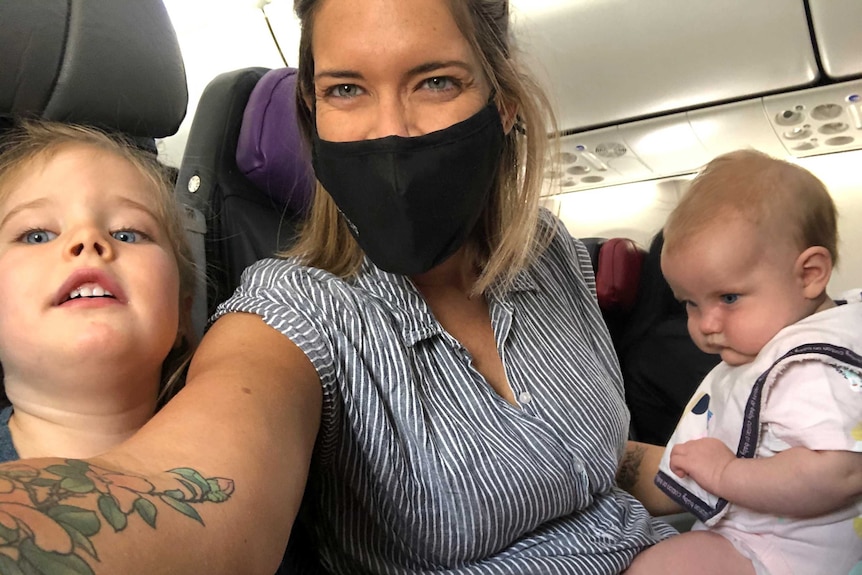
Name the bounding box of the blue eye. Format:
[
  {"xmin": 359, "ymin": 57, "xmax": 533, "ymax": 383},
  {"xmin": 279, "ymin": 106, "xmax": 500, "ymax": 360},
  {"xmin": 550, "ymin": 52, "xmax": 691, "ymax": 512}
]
[
  {"xmin": 112, "ymin": 230, "xmax": 144, "ymax": 243},
  {"xmin": 22, "ymin": 229, "xmax": 57, "ymax": 244},
  {"xmin": 720, "ymin": 294, "xmax": 739, "ymax": 304},
  {"xmin": 329, "ymin": 84, "xmax": 364, "ymax": 98},
  {"xmin": 423, "ymin": 77, "xmax": 455, "ymax": 91}
]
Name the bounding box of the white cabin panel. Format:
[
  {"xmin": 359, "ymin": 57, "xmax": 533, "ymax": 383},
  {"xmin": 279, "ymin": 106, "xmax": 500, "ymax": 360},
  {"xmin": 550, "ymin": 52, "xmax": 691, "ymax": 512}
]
[
  {"xmin": 511, "ymin": 0, "xmax": 819, "ymax": 132},
  {"xmin": 688, "ymin": 100, "xmax": 788, "ymax": 158},
  {"xmin": 808, "ymin": 0, "xmax": 862, "ymax": 80}
]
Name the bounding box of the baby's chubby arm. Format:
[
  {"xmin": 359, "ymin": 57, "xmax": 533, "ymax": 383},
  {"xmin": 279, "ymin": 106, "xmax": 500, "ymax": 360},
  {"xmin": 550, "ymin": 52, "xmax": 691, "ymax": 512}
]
[{"xmin": 671, "ymin": 438, "xmax": 862, "ymax": 517}]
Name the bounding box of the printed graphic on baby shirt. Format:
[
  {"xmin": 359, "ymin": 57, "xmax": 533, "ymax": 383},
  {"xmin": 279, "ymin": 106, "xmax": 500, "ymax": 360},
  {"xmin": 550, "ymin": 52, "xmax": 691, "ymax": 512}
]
[{"xmin": 836, "ymin": 366, "xmax": 862, "ymax": 392}]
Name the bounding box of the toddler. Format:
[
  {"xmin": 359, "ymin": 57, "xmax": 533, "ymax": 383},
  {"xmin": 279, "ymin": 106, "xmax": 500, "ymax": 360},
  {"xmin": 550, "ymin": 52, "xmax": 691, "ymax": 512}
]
[{"xmin": 0, "ymin": 120, "xmax": 196, "ymax": 461}]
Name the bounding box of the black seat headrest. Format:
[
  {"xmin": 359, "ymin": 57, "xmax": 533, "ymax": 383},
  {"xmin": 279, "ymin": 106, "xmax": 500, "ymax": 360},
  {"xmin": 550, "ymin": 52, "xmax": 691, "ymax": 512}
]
[{"xmin": 0, "ymin": 0, "xmax": 187, "ymax": 139}]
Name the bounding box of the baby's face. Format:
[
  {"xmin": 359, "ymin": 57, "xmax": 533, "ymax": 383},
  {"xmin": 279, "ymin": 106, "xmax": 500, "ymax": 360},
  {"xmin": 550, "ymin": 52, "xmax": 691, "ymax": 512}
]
[
  {"xmin": 661, "ymin": 218, "xmax": 811, "ymax": 366},
  {"xmin": 0, "ymin": 144, "xmax": 181, "ymax": 380}
]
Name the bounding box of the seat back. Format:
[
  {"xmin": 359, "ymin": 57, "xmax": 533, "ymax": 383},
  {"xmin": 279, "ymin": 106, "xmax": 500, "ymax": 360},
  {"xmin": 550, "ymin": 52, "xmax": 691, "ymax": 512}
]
[
  {"xmin": 581, "ymin": 236, "xmax": 647, "ymax": 349},
  {"xmin": 1, "ymin": 0, "xmax": 192, "ymax": 332},
  {"xmin": 614, "ymin": 231, "xmax": 721, "ymax": 443},
  {"xmin": 0, "ymin": 0, "xmax": 186, "ymax": 144},
  {"xmin": 174, "ymin": 67, "xmax": 314, "ymax": 339}
]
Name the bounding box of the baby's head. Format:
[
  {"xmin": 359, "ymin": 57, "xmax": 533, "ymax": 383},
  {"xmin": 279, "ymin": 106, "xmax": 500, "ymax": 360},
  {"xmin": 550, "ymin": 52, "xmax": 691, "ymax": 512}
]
[
  {"xmin": 661, "ymin": 149, "xmax": 837, "ymax": 366},
  {"xmin": 0, "ymin": 120, "xmax": 196, "ymax": 405}
]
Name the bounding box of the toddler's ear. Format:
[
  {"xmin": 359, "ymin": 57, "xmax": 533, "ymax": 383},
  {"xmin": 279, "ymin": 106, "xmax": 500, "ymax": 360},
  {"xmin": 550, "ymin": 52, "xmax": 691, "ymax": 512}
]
[{"xmin": 795, "ymin": 246, "xmax": 832, "ymax": 299}]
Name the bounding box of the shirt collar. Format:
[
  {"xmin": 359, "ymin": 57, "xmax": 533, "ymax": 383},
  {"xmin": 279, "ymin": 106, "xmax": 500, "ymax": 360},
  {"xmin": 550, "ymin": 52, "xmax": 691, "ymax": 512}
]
[{"xmin": 356, "ymin": 257, "xmax": 537, "ymax": 347}]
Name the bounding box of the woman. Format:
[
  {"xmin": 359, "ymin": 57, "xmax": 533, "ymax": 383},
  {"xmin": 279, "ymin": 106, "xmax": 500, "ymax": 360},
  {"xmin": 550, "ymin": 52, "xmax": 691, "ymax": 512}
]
[{"xmin": 0, "ymin": 0, "xmax": 676, "ymax": 573}]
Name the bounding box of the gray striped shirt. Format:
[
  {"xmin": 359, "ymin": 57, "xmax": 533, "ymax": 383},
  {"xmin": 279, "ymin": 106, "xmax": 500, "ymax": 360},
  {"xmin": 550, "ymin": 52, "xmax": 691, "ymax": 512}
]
[{"xmin": 214, "ymin": 210, "xmax": 674, "ymax": 574}]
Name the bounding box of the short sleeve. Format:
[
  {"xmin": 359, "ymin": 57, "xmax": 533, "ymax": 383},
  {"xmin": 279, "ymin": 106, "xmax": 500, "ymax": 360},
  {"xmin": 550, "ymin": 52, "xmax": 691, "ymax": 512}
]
[
  {"xmin": 763, "ymin": 360, "xmax": 862, "ymax": 452},
  {"xmin": 210, "ymin": 258, "xmax": 339, "ymax": 384},
  {"xmin": 538, "ymin": 209, "xmax": 598, "ymax": 298}
]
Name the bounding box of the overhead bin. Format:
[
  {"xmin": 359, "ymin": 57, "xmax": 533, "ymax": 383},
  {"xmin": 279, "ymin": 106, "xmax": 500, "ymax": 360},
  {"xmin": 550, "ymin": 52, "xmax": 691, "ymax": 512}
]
[
  {"xmin": 512, "ymin": 0, "xmax": 819, "ymax": 133},
  {"xmin": 511, "ymin": 0, "xmax": 862, "ymax": 193},
  {"xmin": 808, "ymin": 0, "xmax": 862, "ymax": 79}
]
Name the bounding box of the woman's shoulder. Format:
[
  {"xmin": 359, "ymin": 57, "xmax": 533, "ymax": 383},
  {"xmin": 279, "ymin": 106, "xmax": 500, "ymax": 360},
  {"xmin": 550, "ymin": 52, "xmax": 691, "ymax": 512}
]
[
  {"xmin": 230, "ymin": 256, "xmax": 404, "ymax": 323},
  {"xmin": 240, "ymin": 256, "xmax": 339, "ymax": 290},
  {"xmin": 530, "ymin": 208, "xmax": 593, "ymax": 281}
]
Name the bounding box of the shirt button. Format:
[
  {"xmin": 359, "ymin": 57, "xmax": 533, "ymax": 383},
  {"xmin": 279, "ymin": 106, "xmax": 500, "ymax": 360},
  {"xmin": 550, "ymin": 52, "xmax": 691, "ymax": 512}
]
[
  {"xmin": 518, "ymin": 391, "xmax": 532, "ymax": 404},
  {"xmin": 573, "ymin": 459, "xmax": 586, "ymax": 474}
]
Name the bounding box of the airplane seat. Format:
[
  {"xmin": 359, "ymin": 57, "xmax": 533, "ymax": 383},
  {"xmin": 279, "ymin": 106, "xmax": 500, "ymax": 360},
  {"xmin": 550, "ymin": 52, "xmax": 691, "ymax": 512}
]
[
  {"xmin": 236, "ymin": 68, "xmax": 314, "ymax": 215},
  {"xmin": 580, "ymin": 237, "xmax": 647, "ymax": 350},
  {"xmin": 174, "ymin": 67, "xmax": 314, "ymax": 340},
  {"xmin": 0, "ymin": 0, "xmax": 186, "ymax": 147},
  {"xmin": 581, "ymin": 236, "xmax": 698, "ymax": 533}
]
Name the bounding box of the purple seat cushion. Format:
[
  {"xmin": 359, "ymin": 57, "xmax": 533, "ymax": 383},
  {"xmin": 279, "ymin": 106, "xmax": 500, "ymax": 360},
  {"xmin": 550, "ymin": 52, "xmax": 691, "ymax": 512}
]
[{"xmin": 236, "ymin": 68, "xmax": 313, "ymax": 213}]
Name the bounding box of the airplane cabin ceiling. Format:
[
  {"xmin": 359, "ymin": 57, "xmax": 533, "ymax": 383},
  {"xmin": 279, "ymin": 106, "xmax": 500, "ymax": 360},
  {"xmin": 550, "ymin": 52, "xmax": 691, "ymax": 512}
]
[{"xmin": 508, "ymin": 0, "xmax": 862, "ymax": 192}]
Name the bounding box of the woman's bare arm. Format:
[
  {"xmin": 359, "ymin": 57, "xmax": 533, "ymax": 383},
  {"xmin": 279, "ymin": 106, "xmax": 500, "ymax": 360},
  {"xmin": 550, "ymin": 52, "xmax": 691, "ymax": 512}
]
[
  {"xmin": 618, "ymin": 441, "xmax": 683, "ymax": 517},
  {"xmin": 0, "ymin": 313, "xmax": 321, "ymax": 574}
]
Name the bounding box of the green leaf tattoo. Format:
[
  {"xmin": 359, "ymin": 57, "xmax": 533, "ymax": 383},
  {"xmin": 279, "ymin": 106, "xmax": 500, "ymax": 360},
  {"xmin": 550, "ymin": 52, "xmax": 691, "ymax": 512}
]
[{"xmin": 0, "ymin": 461, "xmax": 234, "ymax": 574}]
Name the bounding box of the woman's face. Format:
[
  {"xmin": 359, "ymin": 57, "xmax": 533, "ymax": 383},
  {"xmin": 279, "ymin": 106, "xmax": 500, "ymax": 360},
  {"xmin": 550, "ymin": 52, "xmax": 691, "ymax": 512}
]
[{"xmin": 311, "ymin": 0, "xmax": 492, "ymax": 142}]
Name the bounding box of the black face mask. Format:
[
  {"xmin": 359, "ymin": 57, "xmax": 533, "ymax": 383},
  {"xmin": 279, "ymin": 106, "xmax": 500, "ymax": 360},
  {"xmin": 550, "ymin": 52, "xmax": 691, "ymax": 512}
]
[{"xmin": 311, "ymin": 103, "xmax": 505, "ymax": 275}]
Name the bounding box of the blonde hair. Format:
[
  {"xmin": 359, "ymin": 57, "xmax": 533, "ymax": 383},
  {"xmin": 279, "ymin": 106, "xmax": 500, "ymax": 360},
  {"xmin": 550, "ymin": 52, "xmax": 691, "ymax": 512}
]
[
  {"xmin": 289, "ymin": 0, "xmax": 557, "ymax": 294},
  {"xmin": 0, "ymin": 119, "xmax": 197, "ymax": 407},
  {"xmin": 663, "ymin": 149, "xmax": 838, "ymax": 266}
]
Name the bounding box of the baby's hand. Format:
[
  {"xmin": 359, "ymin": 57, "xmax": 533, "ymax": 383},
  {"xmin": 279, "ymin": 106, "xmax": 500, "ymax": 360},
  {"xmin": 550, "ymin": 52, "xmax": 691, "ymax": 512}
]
[{"xmin": 669, "ymin": 438, "xmax": 735, "ymax": 495}]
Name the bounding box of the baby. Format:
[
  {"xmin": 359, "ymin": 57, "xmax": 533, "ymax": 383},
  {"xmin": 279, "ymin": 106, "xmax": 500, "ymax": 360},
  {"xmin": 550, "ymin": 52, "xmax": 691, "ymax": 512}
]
[{"xmin": 627, "ymin": 149, "xmax": 862, "ymax": 574}]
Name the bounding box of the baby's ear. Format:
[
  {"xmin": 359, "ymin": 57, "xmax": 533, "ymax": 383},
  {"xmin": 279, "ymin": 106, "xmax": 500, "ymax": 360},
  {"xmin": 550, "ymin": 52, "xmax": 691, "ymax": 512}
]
[{"xmin": 795, "ymin": 246, "xmax": 833, "ymax": 299}]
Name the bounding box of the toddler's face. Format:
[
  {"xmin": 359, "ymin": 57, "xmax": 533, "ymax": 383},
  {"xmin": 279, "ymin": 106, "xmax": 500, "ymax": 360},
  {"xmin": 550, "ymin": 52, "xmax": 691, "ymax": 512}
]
[
  {"xmin": 661, "ymin": 218, "xmax": 812, "ymax": 366},
  {"xmin": 0, "ymin": 144, "xmax": 181, "ymax": 381}
]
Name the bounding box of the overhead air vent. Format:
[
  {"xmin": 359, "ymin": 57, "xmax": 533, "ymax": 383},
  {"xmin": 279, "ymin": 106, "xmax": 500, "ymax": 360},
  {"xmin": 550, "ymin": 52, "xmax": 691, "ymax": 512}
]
[
  {"xmin": 764, "ymin": 82, "xmax": 862, "ymax": 156},
  {"xmin": 545, "ymin": 79, "xmax": 862, "ymax": 194}
]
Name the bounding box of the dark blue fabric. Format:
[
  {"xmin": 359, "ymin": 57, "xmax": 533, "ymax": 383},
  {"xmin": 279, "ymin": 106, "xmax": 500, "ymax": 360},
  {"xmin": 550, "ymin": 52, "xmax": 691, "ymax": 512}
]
[{"xmin": 0, "ymin": 406, "xmax": 19, "ymax": 463}]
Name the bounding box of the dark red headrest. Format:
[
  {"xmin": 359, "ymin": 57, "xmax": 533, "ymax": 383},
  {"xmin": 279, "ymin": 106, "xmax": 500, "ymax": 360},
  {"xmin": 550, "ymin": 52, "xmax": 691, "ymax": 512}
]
[{"xmin": 595, "ymin": 237, "xmax": 646, "ymax": 313}]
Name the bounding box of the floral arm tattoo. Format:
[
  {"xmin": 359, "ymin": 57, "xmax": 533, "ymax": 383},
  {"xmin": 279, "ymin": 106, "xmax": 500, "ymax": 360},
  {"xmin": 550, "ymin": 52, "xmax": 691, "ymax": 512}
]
[
  {"xmin": 0, "ymin": 460, "xmax": 233, "ymax": 575},
  {"xmin": 616, "ymin": 442, "xmax": 645, "ymax": 491}
]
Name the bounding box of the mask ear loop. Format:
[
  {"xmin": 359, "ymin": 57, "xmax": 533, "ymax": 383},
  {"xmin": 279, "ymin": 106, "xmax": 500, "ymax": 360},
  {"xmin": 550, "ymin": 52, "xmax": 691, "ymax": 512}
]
[
  {"xmin": 513, "ymin": 120, "xmax": 526, "ymax": 135},
  {"xmin": 489, "ymin": 89, "xmax": 524, "ymax": 135}
]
